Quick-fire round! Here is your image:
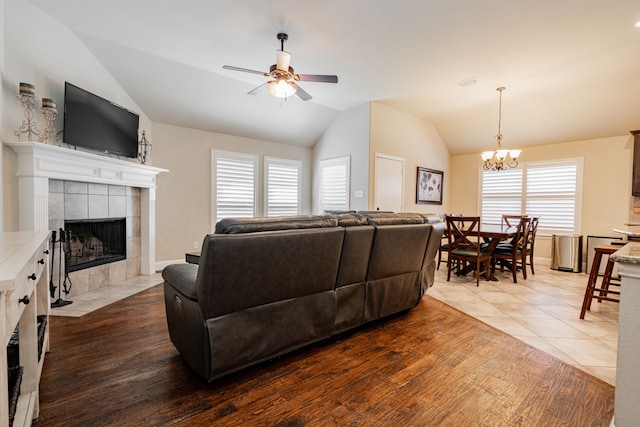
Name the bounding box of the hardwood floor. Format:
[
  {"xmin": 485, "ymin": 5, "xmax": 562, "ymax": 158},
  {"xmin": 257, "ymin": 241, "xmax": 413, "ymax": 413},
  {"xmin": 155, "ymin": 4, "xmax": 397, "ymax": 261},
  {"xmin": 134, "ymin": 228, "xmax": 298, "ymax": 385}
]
[{"xmin": 34, "ymin": 284, "xmax": 614, "ymax": 426}]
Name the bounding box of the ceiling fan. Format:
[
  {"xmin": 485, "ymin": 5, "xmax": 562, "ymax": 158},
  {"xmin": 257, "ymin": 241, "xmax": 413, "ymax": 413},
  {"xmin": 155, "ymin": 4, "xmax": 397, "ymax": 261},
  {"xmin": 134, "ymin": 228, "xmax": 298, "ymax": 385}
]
[{"xmin": 223, "ymin": 33, "xmax": 338, "ymax": 101}]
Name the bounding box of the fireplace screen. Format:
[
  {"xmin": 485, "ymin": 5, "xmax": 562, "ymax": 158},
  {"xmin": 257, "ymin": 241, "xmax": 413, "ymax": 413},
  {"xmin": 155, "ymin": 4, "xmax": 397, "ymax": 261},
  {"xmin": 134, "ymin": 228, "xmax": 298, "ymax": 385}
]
[{"xmin": 65, "ymin": 218, "xmax": 126, "ymax": 272}]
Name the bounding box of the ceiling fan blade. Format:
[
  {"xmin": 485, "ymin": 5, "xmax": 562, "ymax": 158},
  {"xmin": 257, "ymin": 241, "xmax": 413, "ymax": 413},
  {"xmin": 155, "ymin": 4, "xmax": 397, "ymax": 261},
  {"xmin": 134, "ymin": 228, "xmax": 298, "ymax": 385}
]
[
  {"xmin": 291, "ymin": 82, "xmax": 312, "ymax": 101},
  {"xmin": 223, "ymin": 65, "xmax": 268, "ymax": 76},
  {"xmin": 247, "ymin": 82, "xmax": 268, "ymax": 95},
  {"xmin": 295, "ymin": 74, "xmax": 338, "ymax": 83}
]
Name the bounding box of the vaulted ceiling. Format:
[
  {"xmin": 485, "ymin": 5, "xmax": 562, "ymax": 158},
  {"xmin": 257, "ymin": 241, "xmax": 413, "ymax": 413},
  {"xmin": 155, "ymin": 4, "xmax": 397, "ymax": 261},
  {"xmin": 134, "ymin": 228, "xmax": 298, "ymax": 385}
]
[{"xmin": 29, "ymin": 0, "xmax": 640, "ymax": 154}]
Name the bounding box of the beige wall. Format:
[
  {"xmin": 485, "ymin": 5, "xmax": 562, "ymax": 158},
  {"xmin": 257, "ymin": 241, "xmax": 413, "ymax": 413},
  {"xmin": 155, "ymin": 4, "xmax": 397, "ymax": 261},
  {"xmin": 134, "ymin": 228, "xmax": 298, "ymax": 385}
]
[
  {"xmin": 369, "ymin": 102, "xmax": 450, "ymax": 214},
  {"xmin": 450, "ymin": 135, "xmax": 634, "ymax": 259},
  {"xmin": 152, "ymin": 122, "xmax": 312, "ymax": 262}
]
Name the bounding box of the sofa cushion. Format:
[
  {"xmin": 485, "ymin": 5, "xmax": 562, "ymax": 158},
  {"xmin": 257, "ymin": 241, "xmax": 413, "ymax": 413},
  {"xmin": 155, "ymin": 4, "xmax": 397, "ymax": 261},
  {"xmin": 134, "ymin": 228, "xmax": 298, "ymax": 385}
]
[
  {"xmin": 323, "ymin": 210, "xmax": 356, "ymax": 215},
  {"xmin": 364, "ymin": 212, "xmax": 425, "ymax": 225},
  {"xmin": 419, "ymin": 213, "xmax": 444, "ymax": 224},
  {"xmin": 214, "ymin": 214, "xmax": 337, "ymax": 234},
  {"xmin": 335, "ymin": 213, "xmax": 368, "ymax": 227}
]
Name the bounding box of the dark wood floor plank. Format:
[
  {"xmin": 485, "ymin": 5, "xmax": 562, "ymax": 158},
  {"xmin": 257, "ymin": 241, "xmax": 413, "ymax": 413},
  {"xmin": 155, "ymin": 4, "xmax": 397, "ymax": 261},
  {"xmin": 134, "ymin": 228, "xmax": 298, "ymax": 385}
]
[{"xmin": 33, "ymin": 284, "xmax": 614, "ymax": 426}]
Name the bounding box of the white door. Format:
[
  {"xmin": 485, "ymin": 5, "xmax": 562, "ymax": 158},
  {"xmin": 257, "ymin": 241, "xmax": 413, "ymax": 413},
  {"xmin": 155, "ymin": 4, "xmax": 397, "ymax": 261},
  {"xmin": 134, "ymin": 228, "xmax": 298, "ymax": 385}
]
[{"xmin": 374, "ymin": 154, "xmax": 404, "ymax": 212}]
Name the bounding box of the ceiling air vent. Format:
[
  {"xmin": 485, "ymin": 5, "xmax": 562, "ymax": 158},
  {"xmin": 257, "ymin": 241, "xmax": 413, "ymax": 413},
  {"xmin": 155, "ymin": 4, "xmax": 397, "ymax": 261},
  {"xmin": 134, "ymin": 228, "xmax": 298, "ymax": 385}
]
[{"xmin": 456, "ymin": 78, "xmax": 478, "ymax": 88}]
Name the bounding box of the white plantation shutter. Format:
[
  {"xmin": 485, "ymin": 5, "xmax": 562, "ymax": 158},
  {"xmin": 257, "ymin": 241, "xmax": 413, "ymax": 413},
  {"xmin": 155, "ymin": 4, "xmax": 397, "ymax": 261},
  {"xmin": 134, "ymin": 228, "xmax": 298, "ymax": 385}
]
[
  {"xmin": 265, "ymin": 157, "xmax": 301, "ymax": 216},
  {"xmin": 481, "ymin": 169, "xmax": 523, "ymax": 224},
  {"xmin": 319, "ymin": 156, "xmax": 350, "ymax": 212},
  {"xmin": 480, "ymin": 159, "xmax": 582, "ymax": 233},
  {"xmin": 212, "ymin": 151, "xmax": 257, "ymax": 224},
  {"xmin": 526, "ymin": 161, "xmax": 579, "ymax": 232}
]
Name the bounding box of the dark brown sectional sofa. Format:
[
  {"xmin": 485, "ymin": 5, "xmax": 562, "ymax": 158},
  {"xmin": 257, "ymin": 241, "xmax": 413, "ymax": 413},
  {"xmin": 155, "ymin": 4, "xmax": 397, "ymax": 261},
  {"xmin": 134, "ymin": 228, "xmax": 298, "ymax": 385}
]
[{"xmin": 162, "ymin": 212, "xmax": 444, "ymax": 382}]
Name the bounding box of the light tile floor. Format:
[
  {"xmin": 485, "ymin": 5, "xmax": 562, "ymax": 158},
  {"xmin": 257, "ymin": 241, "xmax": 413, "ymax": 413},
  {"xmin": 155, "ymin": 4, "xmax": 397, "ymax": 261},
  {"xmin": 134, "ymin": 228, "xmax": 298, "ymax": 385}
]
[
  {"xmin": 49, "ymin": 273, "xmax": 163, "ymax": 317},
  {"xmin": 49, "ymin": 262, "xmax": 619, "ymax": 385},
  {"xmin": 429, "ymin": 262, "xmax": 619, "ymax": 385}
]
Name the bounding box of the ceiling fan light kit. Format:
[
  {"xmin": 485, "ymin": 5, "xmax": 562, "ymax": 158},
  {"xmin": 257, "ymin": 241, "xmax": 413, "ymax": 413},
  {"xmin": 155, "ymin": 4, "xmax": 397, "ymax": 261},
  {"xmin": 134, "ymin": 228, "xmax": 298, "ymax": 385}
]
[
  {"xmin": 481, "ymin": 86, "xmax": 521, "ymax": 171},
  {"xmin": 223, "ymin": 32, "xmax": 338, "ymax": 102},
  {"xmin": 267, "ymin": 79, "xmax": 296, "ymax": 98}
]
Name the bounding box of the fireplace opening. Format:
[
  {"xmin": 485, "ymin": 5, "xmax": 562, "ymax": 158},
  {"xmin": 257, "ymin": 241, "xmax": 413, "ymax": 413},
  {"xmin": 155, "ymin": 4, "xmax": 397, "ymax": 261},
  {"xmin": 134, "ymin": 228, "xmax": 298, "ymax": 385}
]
[{"xmin": 65, "ymin": 218, "xmax": 126, "ymax": 273}]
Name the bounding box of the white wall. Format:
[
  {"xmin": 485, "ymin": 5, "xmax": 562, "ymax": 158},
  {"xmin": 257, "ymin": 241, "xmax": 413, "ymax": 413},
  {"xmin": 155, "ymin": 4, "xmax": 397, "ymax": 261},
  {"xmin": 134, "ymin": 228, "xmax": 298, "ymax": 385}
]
[
  {"xmin": 152, "ymin": 122, "xmax": 312, "ymax": 262},
  {"xmin": 312, "ymin": 103, "xmax": 370, "ymax": 213},
  {"xmin": 1, "ymin": 0, "xmax": 151, "ymax": 231},
  {"xmin": 369, "ymin": 102, "xmax": 450, "ymax": 214},
  {"xmin": 0, "ymin": 0, "xmax": 5, "ymax": 230}
]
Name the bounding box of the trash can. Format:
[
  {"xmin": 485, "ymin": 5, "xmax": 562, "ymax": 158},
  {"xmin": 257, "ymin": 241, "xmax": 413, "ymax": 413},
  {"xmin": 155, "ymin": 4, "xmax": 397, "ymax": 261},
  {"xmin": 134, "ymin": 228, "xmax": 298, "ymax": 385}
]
[{"xmin": 551, "ymin": 234, "xmax": 583, "ymax": 272}]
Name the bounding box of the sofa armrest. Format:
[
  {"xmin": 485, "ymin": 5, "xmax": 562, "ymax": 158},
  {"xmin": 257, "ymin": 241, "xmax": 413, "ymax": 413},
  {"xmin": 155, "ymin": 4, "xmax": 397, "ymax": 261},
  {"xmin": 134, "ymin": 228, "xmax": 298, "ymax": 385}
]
[{"xmin": 162, "ymin": 264, "xmax": 199, "ymax": 301}]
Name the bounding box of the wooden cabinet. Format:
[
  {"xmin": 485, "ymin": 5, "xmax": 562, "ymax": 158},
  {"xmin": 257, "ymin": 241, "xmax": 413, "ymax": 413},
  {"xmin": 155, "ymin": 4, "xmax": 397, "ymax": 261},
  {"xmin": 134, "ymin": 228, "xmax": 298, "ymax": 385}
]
[{"xmin": 0, "ymin": 232, "xmax": 50, "ymax": 427}]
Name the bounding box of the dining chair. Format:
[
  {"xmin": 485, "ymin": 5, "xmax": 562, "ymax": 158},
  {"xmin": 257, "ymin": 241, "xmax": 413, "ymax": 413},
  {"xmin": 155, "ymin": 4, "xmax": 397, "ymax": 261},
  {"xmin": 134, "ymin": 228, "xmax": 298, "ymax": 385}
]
[
  {"xmin": 525, "ymin": 216, "xmax": 540, "ymax": 275},
  {"xmin": 492, "ymin": 216, "xmax": 531, "ymax": 283},
  {"xmin": 502, "ymin": 214, "xmax": 525, "ymax": 227},
  {"xmin": 437, "ymin": 213, "xmax": 462, "ymax": 270},
  {"xmin": 445, "ymin": 216, "xmax": 491, "ymax": 286}
]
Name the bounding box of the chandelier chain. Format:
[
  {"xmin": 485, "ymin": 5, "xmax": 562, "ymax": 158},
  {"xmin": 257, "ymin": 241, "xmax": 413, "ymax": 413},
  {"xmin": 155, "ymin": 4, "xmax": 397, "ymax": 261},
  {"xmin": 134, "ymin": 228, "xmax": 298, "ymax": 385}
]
[
  {"xmin": 480, "ymin": 86, "xmax": 521, "ymax": 171},
  {"xmin": 496, "ymin": 86, "xmax": 505, "ymax": 148}
]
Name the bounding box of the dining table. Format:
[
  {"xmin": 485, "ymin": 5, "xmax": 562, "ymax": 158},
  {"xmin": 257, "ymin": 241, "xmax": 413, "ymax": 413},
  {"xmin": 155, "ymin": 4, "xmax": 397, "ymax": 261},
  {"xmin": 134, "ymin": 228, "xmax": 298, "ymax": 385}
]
[{"xmin": 454, "ymin": 222, "xmax": 519, "ymax": 281}]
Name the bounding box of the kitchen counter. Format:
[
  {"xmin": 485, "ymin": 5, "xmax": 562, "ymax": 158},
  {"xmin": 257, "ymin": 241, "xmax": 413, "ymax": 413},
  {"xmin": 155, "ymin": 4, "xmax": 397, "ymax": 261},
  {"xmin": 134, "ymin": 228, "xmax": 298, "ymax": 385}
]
[
  {"xmin": 608, "ymin": 241, "xmax": 640, "ymax": 426},
  {"xmin": 612, "ymin": 226, "xmax": 640, "ymax": 241},
  {"xmin": 610, "ymin": 242, "xmax": 640, "ymax": 265}
]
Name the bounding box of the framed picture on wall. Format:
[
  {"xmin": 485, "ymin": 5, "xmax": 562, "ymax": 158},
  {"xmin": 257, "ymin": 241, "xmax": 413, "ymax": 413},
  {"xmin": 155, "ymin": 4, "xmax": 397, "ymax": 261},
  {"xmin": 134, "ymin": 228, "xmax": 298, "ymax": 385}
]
[{"xmin": 416, "ymin": 167, "xmax": 443, "ymax": 205}]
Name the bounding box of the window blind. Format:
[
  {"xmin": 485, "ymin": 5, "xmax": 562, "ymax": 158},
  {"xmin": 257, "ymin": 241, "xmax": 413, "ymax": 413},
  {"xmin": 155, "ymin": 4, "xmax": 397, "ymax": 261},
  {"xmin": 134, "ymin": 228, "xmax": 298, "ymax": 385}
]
[
  {"xmin": 319, "ymin": 156, "xmax": 350, "ymax": 212},
  {"xmin": 265, "ymin": 158, "xmax": 301, "ymax": 217},
  {"xmin": 212, "ymin": 151, "xmax": 257, "ymax": 223},
  {"xmin": 526, "ymin": 162, "xmax": 578, "ymax": 231},
  {"xmin": 481, "ymin": 169, "xmax": 523, "ymax": 224},
  {"xmin": 480, "ymin": 159, "xmax": 582, "ymax": 233}
]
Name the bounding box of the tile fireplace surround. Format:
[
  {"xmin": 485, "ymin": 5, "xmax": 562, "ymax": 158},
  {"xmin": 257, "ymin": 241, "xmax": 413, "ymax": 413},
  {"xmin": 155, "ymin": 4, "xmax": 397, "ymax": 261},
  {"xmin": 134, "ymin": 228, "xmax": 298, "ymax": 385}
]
[
  {"xmin": 48, "ymin": 180, "xmax": 139, "ymax": 298},
  {"xmin": 5, "ymin": 142, "xmax": 168, "ymax": 293}
]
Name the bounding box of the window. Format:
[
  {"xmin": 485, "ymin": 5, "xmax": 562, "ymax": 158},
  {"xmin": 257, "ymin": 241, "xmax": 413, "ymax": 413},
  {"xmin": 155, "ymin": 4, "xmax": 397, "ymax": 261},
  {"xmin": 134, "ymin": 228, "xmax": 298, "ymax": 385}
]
[
  {"xmin": 211, "ymin": 151, "xmax": 258, "ymax": 224},
  {"xmin": 264, "ymin": 157, "xmax": 301, "ymax": 217},
  {"xmin": 480, "ymin": 159, "xmax": 583, "ymax": 233},
  {"xmin": 480, "ymin": 169, "xmax": 523, "ymax": 225},
  {"xmin": 319, "ymin": 156, "xmax": 350, "ymax": 212}
]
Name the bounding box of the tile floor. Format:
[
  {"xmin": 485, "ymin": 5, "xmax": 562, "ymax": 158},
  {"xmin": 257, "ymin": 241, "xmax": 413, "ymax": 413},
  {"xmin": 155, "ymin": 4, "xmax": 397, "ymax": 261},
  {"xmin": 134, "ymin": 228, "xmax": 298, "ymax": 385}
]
[
  {"xmin": 49, "ymin": 272, "xmax": 163, "ymax": 317},
  {"xmin": 429, "ymin": 261, "xmax": 619, "ymax": 385},
  {"xmin": 49, "ymin": 260, "xmax": 619, "ymax": 386}
]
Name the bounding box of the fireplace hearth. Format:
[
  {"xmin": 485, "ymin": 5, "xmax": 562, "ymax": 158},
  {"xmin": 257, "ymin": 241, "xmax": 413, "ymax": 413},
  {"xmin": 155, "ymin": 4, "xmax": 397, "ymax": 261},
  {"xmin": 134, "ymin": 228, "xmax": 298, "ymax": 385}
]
[{"xmin": 65, "ymin": 218, "xmax": 126, "ymax": 272}]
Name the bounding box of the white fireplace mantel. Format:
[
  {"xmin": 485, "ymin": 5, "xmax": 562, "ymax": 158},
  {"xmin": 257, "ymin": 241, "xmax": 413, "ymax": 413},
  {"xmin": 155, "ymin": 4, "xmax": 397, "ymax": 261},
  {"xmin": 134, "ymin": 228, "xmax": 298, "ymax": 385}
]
[{"xmin": 5, "ymin": 141, "xmax": 168, "ymax": 275}]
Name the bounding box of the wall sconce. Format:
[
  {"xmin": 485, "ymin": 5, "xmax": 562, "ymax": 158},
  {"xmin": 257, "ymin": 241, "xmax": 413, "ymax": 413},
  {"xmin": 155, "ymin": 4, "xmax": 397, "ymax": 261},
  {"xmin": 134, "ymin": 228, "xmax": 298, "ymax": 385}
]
[{"xmin": 138, "ymin": 130, "xmax": 152, "ymax": 164}]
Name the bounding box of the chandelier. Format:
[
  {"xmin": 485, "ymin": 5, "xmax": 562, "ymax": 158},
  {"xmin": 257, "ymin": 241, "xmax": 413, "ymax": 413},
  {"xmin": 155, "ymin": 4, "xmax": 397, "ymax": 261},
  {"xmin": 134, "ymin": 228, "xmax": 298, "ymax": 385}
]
[{"xmin": 481, "ymin": 87, "xmax": 521, "ymax": 171}]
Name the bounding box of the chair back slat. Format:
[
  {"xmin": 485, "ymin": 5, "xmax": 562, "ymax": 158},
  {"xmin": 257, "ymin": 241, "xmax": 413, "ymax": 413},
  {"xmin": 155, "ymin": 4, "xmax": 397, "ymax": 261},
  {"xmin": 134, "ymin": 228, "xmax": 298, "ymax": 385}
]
[
  {"xmin": 514, "ymin": 216, "xmax": 532, "ymax": 249},
  {"xmin": 528, "ymin": 216, "xmax": 540, "ymax": 244}
]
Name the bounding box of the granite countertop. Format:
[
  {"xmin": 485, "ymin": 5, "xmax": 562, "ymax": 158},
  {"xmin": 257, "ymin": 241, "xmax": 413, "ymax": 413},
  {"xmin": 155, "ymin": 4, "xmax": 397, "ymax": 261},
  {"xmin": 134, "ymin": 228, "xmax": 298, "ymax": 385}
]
[
  {"xmin": 612, "ymin": 225, "xmax": 640, "ymax": 237},
  {"xmin": 610, "ymin": 242, "xmax": 640, "ymax": 265}
]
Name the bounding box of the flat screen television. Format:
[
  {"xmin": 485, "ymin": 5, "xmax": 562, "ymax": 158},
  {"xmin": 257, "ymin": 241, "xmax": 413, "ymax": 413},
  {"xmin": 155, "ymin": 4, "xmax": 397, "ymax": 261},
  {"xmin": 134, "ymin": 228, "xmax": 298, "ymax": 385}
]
[{"xmin": 63, "ymin": 82, "xmax": 140, "ymax": 158}]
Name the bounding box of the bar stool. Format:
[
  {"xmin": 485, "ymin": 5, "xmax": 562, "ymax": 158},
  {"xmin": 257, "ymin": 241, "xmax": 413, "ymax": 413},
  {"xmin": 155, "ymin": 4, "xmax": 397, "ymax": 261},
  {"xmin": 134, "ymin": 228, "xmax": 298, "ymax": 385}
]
[{"xmin": 580, "ymin": 244, "xmax": 620, "ymax": 319}]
